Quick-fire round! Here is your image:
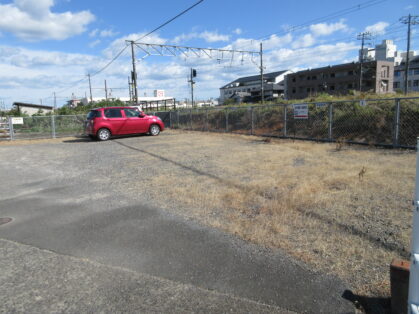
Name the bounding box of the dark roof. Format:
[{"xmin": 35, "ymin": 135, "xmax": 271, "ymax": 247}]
[
  {"xmin": 221, "ymin": 70, "xmax": 288, "ymax": 89},
  {"xmin": 13, "ymin": 102, "xmax": 53, "ymax": 110}
]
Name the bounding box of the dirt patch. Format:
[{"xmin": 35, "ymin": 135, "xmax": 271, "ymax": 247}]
[{"xmin": 122, "ymin": 130, "xmax": 415, "ymax": 307}]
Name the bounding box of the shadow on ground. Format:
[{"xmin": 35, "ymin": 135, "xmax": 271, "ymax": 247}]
[{"xmin": 342, "ymin": 290, "xmax": 391, "ymax": 314}]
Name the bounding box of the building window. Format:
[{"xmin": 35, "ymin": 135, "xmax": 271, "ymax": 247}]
[
  {"xmin": 307, "ymin": 76, "xmax": 311, "ymax": 80},
  {"xmin": 414, "ymin": 70, "xmax": 419, "ymax": 75},
  {"xmin": 394, "ymin": 82, "xmax": 400, "ymax": 88},
  {"xmin": 347, "ymin": 83, "xmax": 353, "ymax": 89},
  {"xmin": 330, "ymin": 73, "xmax": 335, "ymax": 78},
  {"xmin": 292, "ymin": 88, "xmax": 296, "ymax": 94},
  {"xmin": 414, "ymin": 80, "xmax": 419, "ymax": 87},
  {"xmin": 311, "ymin": 76, "xmax": 317, "ymax": 80},
  {"xmin": 330, "ymin": 85, "xmax": 335, "ymax": 91},
  {"xmin": 292, "ymin": 77, "xmax": 296, "ymax": 82},
  {"xmin": 307, "ymin": 88, "xmax": 311, "ymax": 92},
  {"xmin": 395, "ymin": 71, "xmax": 401, "ymax": 77},
  {"xmin": 348, "ymin": 70, "xmax": 354, "ymax": 75}
]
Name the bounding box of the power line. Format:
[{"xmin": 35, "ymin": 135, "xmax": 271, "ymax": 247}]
[
  {"xmin": 128, "ymin": 0, "xmax": 205, "ymax": 103},
  {"xmin": 234, "ymin": 0, "xmax": 387, "ymax": 50},
  {"xmin": 133, "ymin": 0, "xmax": 205, "ymax": 43}
]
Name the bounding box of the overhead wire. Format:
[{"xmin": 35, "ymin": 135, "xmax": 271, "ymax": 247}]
[
  {"xmin": 233, "ymin": 0, "xmax": 388, "ymax": 51},
  {"xmin": 50, "ymin": 0, "xmax": 205, "ymax": 103}
]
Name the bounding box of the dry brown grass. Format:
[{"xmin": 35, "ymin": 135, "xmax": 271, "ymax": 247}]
[{"xmin": 135, "ymin": 130, "xmax": 415, "ymax": 302}]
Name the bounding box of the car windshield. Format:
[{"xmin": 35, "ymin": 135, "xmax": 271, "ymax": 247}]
[{"xmin": 87, "ymin": 110, "xmax": 101, "ymax": 119}]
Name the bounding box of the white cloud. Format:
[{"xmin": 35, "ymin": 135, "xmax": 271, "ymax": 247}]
[
  {"xmin": 405, "ymin": 5, "xmax": 415, "ymax": 10},
  {"xmin": 310, "ymin": 20, "xmax": 348, "ymax": 36},
  {"xmin": 292, "ymin": 34, "xmax": 316, "ymax": 49},
  {"xmin": 173, "ymin": 31, "xmax": 230, "ymax": 44},
  {"xmin": 89, "ymin": 39, "xmax": 101, "ymax": 48},
  {"xmin": 99, "ymin": 29, "xmax": 119, "ymax": 38},
  {"xmin": 89, "ymin": 29, "xmax": 99, "ymax": 37},
  {"xmin": 233, "ymin": 28, "xmax": 242, "ymax": 35},
  {"xmin": 0, "ymin": 0, "xmax": 95, "ymax": 41},
  {"xmin": 365, "ymin": 21, "xmax": 389, "ymax": 35}
]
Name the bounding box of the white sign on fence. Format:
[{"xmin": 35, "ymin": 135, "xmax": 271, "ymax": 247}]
[
  {"xmin": 359, "ymin": 99, "xmax": 367, "ymax": 107},
  {"xmin": 11, "ymin": 117, "xmax": 23, "ymax": 125},
  {"xmin": 293, "ymin": 104, "xmax": 308, "ymax": 119}
]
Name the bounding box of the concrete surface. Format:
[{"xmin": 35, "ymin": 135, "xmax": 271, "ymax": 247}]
[
  {"xmin": 0, "ymin": 238, "xmax": 292, "ymax": 313},
  {"xmin": 0, "ymin": 134, "xmax": 355, "ymax": 313}
]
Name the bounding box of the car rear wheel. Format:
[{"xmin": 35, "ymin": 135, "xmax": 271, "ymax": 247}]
[
  {"xmin": 149, "ymin": 124, "xmax": 160, "ymax": 136},
  {"xmin": 97, "ymin": 128, "xmax": 111, "ymax": 141}
]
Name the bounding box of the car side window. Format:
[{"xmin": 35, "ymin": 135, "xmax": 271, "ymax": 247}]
[
  {"xmin": 104, "ymin": 109, "xmax": 123, "ymax": 118},
  {"xmin": 124, "ymin": 108, "xmax": 139, "ymax": 118}
]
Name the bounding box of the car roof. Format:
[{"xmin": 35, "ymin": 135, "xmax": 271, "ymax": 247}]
[{"xmin": 92, "ymin": 106, "xmax": 137, "ymax": 110}]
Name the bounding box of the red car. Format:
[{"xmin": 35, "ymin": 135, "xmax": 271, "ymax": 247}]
[{"xmin": 85, "ymin": 107, "xmax": 165, "ymax": 141}]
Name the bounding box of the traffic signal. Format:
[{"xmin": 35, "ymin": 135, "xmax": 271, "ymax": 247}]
[{"xmin": 192, "ymin": 69, "xmax": 197, "ymax": 77}]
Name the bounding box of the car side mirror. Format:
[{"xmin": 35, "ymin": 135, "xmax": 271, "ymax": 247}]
[{"xmin": 139, "ymin": 112, "xmax": 145, "ymax": 118}]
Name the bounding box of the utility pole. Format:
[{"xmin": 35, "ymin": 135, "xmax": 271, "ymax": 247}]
[
  {"xmin": 400, "ymin": 14, "xmax": 419, "ymax": 94},
  {"xmin": 189, "ymin": 68, "xmax": 196, "ymax": 108},
  {"xmin": 128, "ymin": 76, "xmax": 132, "ymax": 102},
  {"xmin": 53, "ymin": 92, "xmax": 56, "ymax": 112},
  {"xmin": 105, "ymin": 79, "xmax": 108, "ymax": 100},
  {"xmin": 128, "ymin": 41, "xmax": 138, "ymax": 104},
  {"xmin": 357, "ymin": 31, "xmax": 372, "ymax": 93},
  {"xmin": 260, "ymin": 42, "xmax": 264, "ymax": 104},
  {"xmin": 87, "ymin": 73, "xmax": 93, "ymax": 104}
]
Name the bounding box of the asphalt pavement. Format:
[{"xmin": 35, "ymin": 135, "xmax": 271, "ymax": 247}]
[{"xmin": 0, "ymin": 135, "xmax": 355, "ymax": 313}]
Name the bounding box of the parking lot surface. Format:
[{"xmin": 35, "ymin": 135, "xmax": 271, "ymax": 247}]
[{"xmin": 0, "ymin": 132, "xmax": 354, "ymax": 313}]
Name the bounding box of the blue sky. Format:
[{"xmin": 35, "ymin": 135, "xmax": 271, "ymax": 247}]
[{"xmin": 0, "ymin": 0, "xmax": 417, "ymax": 107}]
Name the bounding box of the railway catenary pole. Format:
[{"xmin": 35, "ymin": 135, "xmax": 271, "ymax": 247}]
[{"xmin": 129, "ymin": 41, "xmax": 139, "ymax": 104}]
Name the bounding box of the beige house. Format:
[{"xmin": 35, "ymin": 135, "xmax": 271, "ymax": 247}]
[{"xmin": 13, "ymin": 103, "xmax": 53, "ymax": 115}]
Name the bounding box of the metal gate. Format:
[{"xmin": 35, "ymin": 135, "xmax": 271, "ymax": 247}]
[{"xmin": 0, "ymin": 117, "xmax": 12, "ymax": 141}]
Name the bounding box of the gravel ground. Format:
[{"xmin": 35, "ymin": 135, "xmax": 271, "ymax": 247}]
[{"xmin": 0, "ymin": 132, "xmax": 355, "ymax": 313}]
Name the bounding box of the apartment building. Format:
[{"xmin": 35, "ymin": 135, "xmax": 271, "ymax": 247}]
[
  {"xmin": 393, "ymin": 55, "xmax": 419, "ymax": 92},
  {"xmin": 219, "ymin": 70, "xmax": 292, "ymax": 104},
  {"xmin": 285, "ymin": 61, "xmax": 394, "ymax": 100}
]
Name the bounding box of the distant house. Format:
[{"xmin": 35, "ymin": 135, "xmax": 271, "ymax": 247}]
[
  {"xmin": 13, "ymin": 102, "xmax": 53, "ymax": 115},
  {"xmin": 219, "ymin": 70, "xmax": 292, "ymax": 104}
]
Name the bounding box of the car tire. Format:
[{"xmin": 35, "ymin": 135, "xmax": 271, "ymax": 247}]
[
  {"xmin": 149, "ymin": 124, "xmax": 160, "ymax": 136},
  {"xmin": 88, "ymin": 135, "xmax": 96, "ymax": 140},
  {"xmin": 97, "ymin": 128, "xmax": 111, "ymax": 141}
]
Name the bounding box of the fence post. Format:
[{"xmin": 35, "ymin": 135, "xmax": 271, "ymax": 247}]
[
  {"xmin": 206, "ymin": 108, "xmax": 209, "ymax": 131},
  {"xmin": 169, "ymin": 111, "xmax": 172, "ymax": 128},
  {"xmin": 177, "ymin": 110, "xmax": 180, "ymax": 129},
  {"xmin": 328, "ymin": 103, "xmax": 333, "ymax": 141},
  {"xmin": 8, "ymin": 117, "xmax": 14, "ymax": 141},
  {"xmin": 393, "ymin": 98, "xmax": 401, "ymax": 148},
  {"xmin": 51, "ymin": 115, "xmax": 56, "ymax": 138},
  {"xmin": 250, "ymin": 106, "xmax": 254, "ymax": 135},
  {"xmin": 283, "ymin": 105, "xmax": 287, "ymax": 137},
  {"xmin": 409, "ymin": 137, "xmax": 419, "ymax": 313},
  {"xmin": 225, "ymin": 108, "xmax": 229, "ymax": 132}
]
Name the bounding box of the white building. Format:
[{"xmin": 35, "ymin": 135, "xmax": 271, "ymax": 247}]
[
  {"xmin": 219, "ymin": 70, "xmax": 292, "ymax": 104},
  {"xmin": 13, "ymin": 103, "xmax": 53, "ymax": 115}
]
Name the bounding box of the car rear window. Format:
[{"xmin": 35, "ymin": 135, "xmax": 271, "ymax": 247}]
[
  {"xmin": 87, "ymin": 110, "xmax": 101, "ymax": 119},
  {"xmin": 104, "ymin": 108, "xmax": 123, "ymax": 118}
]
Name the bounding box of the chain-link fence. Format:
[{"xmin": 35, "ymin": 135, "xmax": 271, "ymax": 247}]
[
  {"xmin": 168, "ymin": 97, "xmax": 419, "ymax": 149},
  {"xmin": 2, "ymin": 98, "xmax": 419, "ymax": 148},
  {"xmin": 1, "ymin": 115, "xmax": 86, "ymax": 141}
]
